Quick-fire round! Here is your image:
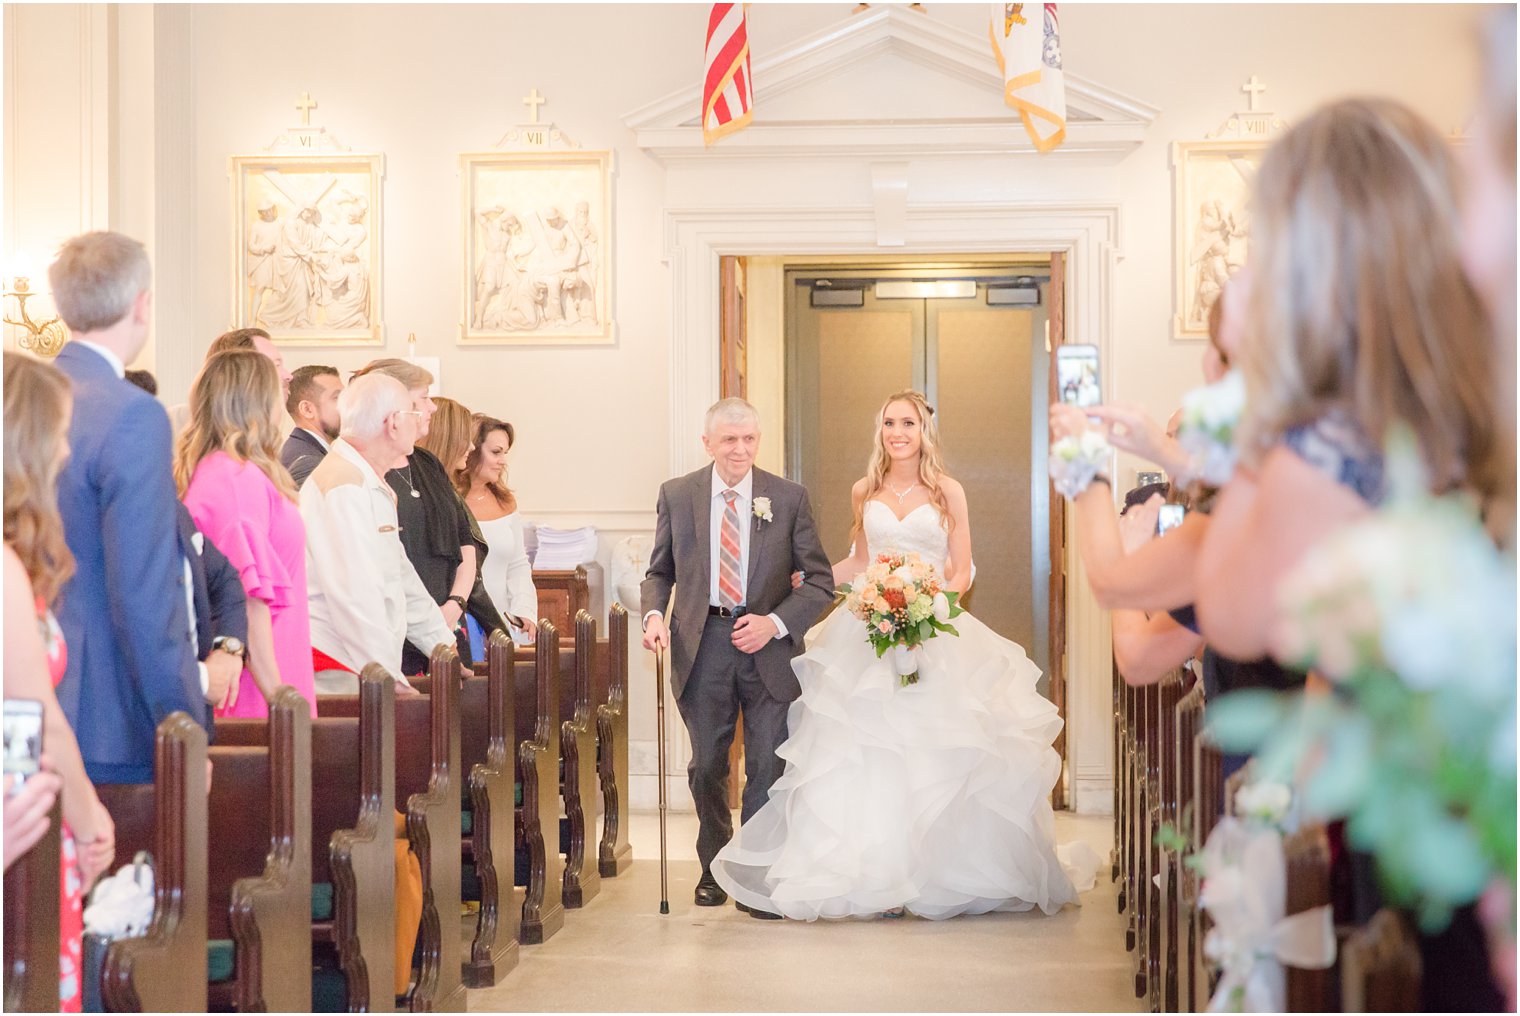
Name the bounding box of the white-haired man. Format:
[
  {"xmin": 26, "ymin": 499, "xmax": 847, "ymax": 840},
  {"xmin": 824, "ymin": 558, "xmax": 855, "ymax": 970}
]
[
  {"xmin": 640, "ymin": 397, "xmax": 834, "ymax": 916},
  {"xmin": 301, "ymin": 372, "xmax": 452, "ymax": 693}
]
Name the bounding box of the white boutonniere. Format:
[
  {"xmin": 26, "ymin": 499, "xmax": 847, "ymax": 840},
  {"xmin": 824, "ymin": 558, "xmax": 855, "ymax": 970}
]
[{"xmin": 753, "ymin": 497, "xmax": 773, "ymax": 525}]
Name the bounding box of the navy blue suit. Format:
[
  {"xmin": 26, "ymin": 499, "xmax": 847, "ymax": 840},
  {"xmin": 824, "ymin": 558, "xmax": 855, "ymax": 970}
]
[
  {"xmin": 176, "ymin": 503, "xmax": 249, "ymax": 659},
  {"xmin": 53, "ymin": 342, "xmax": 209, "ymax": 784}
]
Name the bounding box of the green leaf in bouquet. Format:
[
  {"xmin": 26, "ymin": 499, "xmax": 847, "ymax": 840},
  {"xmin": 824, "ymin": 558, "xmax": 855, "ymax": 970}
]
[
  {"xmin": 1204, "ymin": 689, "xmax": 1289, "ymax": 752},
  {"xmin": 1402, "ymin": 810, "xmax": 1490, "ymax": 926},
  {"xmin": 837, "ymin": 582, "xmax": 854, "ymax": 595},
  {"xmin": 918, "ymin": 620, "xmax": 932, "ymax": 642},
  {"xmin": 1302, "ymin": 712, "xmax": 1374, "ymax": 818}
]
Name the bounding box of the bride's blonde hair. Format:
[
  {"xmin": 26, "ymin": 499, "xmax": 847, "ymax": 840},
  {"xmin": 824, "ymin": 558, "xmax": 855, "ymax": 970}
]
[{"xmin": 848, "ymin": 390, "xmax": 954, "ymax": 547}]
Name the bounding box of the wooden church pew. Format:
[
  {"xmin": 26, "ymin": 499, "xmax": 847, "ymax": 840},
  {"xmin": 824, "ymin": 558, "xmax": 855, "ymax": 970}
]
[
  {"xmin": 1174, "ymin": 680, "xmax": 1205, "ymax": 1013},
  {"xmin": 1283, "ymin": 824, "xmax": 1335, "ymax": 1013},
  {"xmin": 219, "ymin": 675, "xmax": 396, "ymax": 1013},
  {"xmin": 595, "ymin": 604, "xmax": 633, "ymax": 879},
  {"xmin": 95, "ymin": 712, "xmax": 209, "ymax": 1013},
  {"xmin": 517, "ymin": 622, "xmax": 566, "ymax": 945},
  {"xmin": 3, "ymin": 793, "xmax": 61, "ymax": 1011},
  {"xmin": 1155, "ymin": 669, "xmax": 1186, "ymax": 1013},
  {"xmin": 321, "ymin": 647, "xmax": 465, "ymax": 1012},
  {"xmin": 1133, "ymin": 680, "xmax": 1159, "ymax": 1002},
  {"xmin": 204, "ymin": 686, "xmax": 312, "ymax": 1012},
  {"xmin": 1193, "ymin": 734, "xmax": 1224, "ymax": 1010},
  {"xmin": 560, "ymin": 610, "xmax": 601, "ymax": 909},
  {"xmin": 462, "ymin": 632, "xmax": 519, "ymax": 987},
  {"xmin": 1340, "ymin": 908, "xmax": 1422, "ymax": 1012}
]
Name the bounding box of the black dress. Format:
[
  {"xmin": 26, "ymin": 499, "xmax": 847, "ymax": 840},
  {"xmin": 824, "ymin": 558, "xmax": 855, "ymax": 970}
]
[{"xmin": 387, "ymin": 447, "xmax": 508, "ymax": 674}]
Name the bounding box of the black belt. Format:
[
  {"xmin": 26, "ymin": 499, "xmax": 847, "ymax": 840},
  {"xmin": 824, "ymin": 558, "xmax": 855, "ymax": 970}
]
[{"xmin": 709, "ymin": 605, "xmax": 748, "ymax": 619}]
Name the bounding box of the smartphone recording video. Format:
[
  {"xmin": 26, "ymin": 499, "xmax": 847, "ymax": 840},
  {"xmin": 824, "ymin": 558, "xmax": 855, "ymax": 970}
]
[
  {"xmin": 1157, "ymin": 504, "xmax": 1186, "ymax": 537},
  {"xmin": 3, "ymin": 699, "xmax": 44, "ymax": 792},
  {"xmin": 1056, "ymin": 345, "xmax": 1101, "ymax": 408}
]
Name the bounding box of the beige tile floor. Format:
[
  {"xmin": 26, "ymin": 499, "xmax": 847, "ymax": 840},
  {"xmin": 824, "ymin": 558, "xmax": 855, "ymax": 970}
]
[{"xmin": 467, "ymin": 811, "xmax": 1141, "ymax": 1013}]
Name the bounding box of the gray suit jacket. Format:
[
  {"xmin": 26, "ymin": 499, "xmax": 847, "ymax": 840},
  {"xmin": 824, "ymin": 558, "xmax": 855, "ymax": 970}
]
[{"xmin": 641, "ymin": 465, "xmax": 834, "ymax": 702}]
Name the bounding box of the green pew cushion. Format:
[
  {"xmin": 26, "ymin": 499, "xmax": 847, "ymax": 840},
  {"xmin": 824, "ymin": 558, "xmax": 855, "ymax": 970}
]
[
  {"xmin": 207, "ymin": 938, "xmax": 235, "ymax": 983},
  {"xmin": 311, "ymin": 881, "xmax": 334, "ymax": 922},
  {"xmin": 515, "ymin": 781, "xmax": 522, "ymax": 806},
  {"xmin": 461, "ymin": 810, "xmax": 473, "ymax": 835}
]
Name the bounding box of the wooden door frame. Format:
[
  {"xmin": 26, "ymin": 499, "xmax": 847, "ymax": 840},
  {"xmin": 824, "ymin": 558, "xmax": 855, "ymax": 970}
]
[{"xmin": 668, "ymin": 204, "xmax": 1119, "ymax": 815}]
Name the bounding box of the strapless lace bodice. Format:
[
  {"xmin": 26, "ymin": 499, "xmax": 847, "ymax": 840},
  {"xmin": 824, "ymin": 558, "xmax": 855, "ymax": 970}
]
[{"xmin": 863, "ymin": 500, "xmax": 949, "ymax": 574}]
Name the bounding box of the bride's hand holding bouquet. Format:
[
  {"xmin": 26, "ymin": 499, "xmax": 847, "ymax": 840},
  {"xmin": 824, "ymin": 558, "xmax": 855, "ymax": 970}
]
[{"xmin": 838, "ymin": 552, "xmax": 965, "ymax": 686}]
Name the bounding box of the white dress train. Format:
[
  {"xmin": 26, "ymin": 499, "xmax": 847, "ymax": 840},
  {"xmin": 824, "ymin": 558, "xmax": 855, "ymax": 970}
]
[{"xmin": 711, "ymin": 500, "xmax": 1100, "ymax": 921}]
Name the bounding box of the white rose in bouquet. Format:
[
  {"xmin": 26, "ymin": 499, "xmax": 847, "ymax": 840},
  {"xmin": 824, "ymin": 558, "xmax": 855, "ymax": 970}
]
[{"xmin": 1177, "ymin": 369, "xmax": 1246, "ymax": 486}]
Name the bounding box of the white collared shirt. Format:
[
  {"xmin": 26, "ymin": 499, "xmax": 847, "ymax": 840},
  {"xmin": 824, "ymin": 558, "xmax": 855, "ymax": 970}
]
[
  {"xmin": 300, "ymin": 427, "xmax": 331, "ymax": 452},
  {"xmin": 69, "ymin": 339, "xmax": 126, "ymax": 379},
  {"xmin": 301, "ymin": 438, "xmax": 453, "ymax": 684}
]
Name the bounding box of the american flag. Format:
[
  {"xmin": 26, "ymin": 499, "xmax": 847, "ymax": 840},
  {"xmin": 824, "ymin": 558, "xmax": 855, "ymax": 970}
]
[{"xmin": 702, "ymin": 3, "xmax": 754, "ymax": 145}]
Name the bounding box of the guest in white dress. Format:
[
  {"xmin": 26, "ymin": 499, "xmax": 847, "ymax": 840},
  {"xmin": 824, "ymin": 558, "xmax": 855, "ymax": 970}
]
[
  {"xmin": 459, "ymin": 415, "xmax": 538, "ymax": 644},
  {"xmin": 712, "ymin": 390, "xmax": 1099, "ymax": 921}
]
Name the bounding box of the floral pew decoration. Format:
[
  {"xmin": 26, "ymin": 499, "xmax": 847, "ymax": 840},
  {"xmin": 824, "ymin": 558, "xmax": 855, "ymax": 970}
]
[{"xmin": 1206, "ymin": 431, "xmax": 1518, "ymax": 935}]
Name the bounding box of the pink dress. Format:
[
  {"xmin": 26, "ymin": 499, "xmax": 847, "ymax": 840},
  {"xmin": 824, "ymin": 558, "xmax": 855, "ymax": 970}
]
[
  {"xmin": 40, "ymin": 601, "xmax": 82, "ymax": 1012},
  {"xmin": 182, "ymin": 451, "xmax": 316, "ymax": 717}
]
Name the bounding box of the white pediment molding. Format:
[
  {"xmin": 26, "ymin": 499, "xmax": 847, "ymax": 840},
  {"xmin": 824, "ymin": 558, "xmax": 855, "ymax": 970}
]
[{"xmin": 623, "ymin": 5, "xmax": 1159, "ymax": 160}]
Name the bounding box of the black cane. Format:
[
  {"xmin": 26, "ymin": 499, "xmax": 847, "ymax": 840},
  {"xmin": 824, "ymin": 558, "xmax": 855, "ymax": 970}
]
[{"xmin": 655, "ymin": 645, "xmax": 670, "ymax": 915}]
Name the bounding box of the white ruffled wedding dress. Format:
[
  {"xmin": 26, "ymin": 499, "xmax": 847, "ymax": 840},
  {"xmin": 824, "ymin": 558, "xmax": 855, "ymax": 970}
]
[{"xmin": 711, "ymin": 499, "xmax": 1100, "ymax": 921}]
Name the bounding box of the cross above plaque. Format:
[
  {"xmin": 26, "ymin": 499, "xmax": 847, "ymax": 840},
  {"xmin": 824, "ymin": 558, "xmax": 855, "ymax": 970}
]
[
  {"xmin": 295, "ymin": 92, "xmax": 318, "ymax": 126},
  {"xmin": 523, "ymin": 88, "xmax": 547, "ymax": 125},
  {"xmin": 1240, "ymin": 76, "xmax": 1266, "ymax": 113}
]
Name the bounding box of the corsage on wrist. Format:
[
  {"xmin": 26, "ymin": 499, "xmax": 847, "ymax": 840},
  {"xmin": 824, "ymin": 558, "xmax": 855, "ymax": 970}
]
[{"xmin": 1050, "ymin": 431, "xmax": 1113, "ymax": 499}]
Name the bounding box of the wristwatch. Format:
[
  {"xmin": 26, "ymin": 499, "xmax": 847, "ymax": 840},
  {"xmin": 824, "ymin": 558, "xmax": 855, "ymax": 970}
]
[
  {"xmin": 446, "ymin": 595, "xmax": 468, "ymax": 613},
  {"xmin": 212, "ymin": 636, "xmax": 245, "ymax": 658}
]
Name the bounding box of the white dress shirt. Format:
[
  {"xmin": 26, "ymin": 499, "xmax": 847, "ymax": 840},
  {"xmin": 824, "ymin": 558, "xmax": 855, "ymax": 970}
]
[
  {"xmin": 301, "ymin": 438, "xmax": 453, "ymax": 686},
  {"xmin": 645, "ymin": 466, "xmax": 786, "ymax": 640},
  {"xmin": 299, "ymin": 427, "xmax": 331, "ymax": 451}
]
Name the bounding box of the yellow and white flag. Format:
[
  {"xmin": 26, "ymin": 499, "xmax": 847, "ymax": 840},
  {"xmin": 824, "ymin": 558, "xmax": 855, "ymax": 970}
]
[{"xmin": 990, "ymin": 3, "xmax": 1066, "ymax": 153}]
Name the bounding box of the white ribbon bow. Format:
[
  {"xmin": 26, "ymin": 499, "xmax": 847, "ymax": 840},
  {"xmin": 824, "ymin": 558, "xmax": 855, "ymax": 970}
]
[{"xmin": 1200, "ymin": 818, "xmax": 1337, "ymax": 1012}]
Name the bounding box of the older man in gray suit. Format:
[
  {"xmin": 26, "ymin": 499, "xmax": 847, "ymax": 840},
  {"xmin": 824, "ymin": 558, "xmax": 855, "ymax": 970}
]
[{"xmin": 641, "ymin": 398, "xmax": 834, "ymax": 917}]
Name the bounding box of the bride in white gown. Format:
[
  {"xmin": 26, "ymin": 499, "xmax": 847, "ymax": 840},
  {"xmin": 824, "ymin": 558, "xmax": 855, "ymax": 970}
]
[{"xmin": 711, "ymin": 390, "xmax": 1099, "ymax": 921}]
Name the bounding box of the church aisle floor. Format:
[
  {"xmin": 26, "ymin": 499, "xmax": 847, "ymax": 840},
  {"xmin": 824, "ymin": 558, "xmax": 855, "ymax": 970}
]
[{"xmin": 468, "ymin": 811, "xmax": 1141, "ymax": 1012}]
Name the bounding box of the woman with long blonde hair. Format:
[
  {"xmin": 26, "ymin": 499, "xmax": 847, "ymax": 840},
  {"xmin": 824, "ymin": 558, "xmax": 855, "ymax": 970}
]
[
  {"xmin": 3, "ymin": 352, "xmax": 116, "ymax": 1011},
  {"xmin": 713, "ymin": 389, "xmax": 1097, "ymax": 922},
  {"xmin": 177, "ymin": 349, "xmax": 315, "ymax": 716},
  {"xmin": 1193, "ymin": 97, "xmax": 1502, "ymax": 660}
]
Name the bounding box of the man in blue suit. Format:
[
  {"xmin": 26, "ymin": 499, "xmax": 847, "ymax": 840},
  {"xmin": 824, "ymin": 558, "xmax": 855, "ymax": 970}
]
[{"xmin": 49, "ymin": 232, "xmax": 211, "ymax": 784}]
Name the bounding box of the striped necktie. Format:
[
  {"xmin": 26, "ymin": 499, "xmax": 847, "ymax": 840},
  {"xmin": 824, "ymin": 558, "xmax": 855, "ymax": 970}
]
[{"xmin": 718, "ymin": 490, "xmax": 744, "ymax": 609}]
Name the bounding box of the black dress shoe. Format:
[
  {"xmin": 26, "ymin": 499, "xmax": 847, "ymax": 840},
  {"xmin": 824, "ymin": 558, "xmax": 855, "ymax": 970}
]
[
  {"xmin": 695, "ymin": 871, "xmax": 728, "ymax": 907},
  {"xmin": 736, "ymin": 900, "xmax": 782, "ymax": 920}
]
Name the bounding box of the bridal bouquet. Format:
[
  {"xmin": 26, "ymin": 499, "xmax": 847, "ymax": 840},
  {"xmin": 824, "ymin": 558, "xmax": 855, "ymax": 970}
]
[
  {"xmin": 839, "ymin": 552, "xmax": 964, "ymax": 686},
  {"xmin": 1207, "ymin": 433, "xmax": 1518, "ymax": 931}
]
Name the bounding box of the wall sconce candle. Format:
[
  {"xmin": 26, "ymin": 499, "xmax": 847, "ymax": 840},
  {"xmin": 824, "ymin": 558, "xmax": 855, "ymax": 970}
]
[{"xmin": 4, "ymin": 277, "xmax": 67, "ymax": 357}]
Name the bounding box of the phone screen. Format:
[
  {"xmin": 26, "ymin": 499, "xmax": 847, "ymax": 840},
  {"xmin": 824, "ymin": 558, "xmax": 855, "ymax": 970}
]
[
  {"xmin": 1057, "ymin": 345, "xmax": 1101, "ymax": 407},
  {"xmin": 1157, "ymin": 504, "xmax": 1186, "ymax": 536},
  {"xmin": 3, "ymin": 700, "xmax": 44, "ymax": 789}
]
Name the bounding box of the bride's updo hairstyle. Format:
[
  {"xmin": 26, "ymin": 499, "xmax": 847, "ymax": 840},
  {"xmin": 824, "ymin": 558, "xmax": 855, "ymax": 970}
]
[
  {"xmin": 1236, "ymin": 97, "xmax": 1501, "ymax": 500},
  {"xmin": 849, "ymin": 389, "xmax": 954, "ymax": 546}
]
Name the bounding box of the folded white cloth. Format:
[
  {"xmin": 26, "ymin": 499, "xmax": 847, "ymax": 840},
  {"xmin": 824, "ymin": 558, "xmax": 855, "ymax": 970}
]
[{"xmin": 83, "ymin": 851, "xmax": 155, "ymax": 939}]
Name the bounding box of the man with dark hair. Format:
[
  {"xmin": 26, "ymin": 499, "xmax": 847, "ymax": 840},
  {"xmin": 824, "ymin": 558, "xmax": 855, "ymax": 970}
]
[
  {"xmin": 281, "ymin": 364, "xmax": 342, "ymax": 488},
  {"xmin": 123, "ymin": 369, "xmax": 157, "ymax": 396}
]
